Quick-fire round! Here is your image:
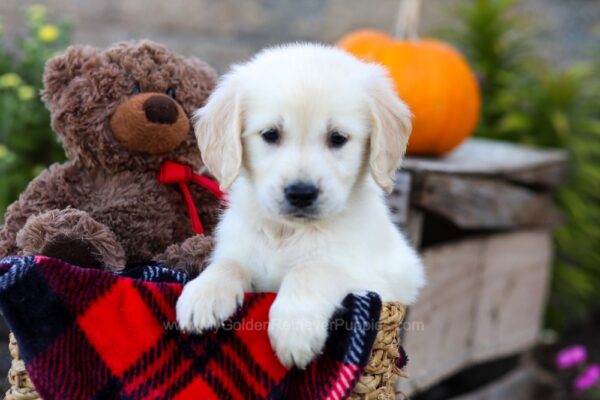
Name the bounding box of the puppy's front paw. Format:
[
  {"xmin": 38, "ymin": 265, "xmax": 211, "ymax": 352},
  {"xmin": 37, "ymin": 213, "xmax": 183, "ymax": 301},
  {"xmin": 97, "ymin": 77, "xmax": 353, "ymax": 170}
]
[
  {"xmin": 268, "ymin": 299, "xmax": 331, "ymax": 369},
  {"xmin": 176, "ymin": 271, "xmax": 244, "ymax": 333}
]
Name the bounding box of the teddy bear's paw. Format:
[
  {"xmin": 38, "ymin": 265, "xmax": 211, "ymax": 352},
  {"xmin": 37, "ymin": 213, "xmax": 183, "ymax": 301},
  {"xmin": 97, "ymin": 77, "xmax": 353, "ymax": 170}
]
[
  {"xmin": 176, "ymin": 267, "xmax": 244, "ymax": 333},
  {"xmin": 155, "ymin": 235, "xmax": 213, "ymax": 277},
  {"xmin": 268, "ymin": 298, "xmax": 331, "ymax": 369},
  {"xmin": 42, "ymin": 234, "xmax": 105, "ymax": 269},
  {"xmin": 16, "ymin": 208, "xmax": 126, "ymax": 271}
]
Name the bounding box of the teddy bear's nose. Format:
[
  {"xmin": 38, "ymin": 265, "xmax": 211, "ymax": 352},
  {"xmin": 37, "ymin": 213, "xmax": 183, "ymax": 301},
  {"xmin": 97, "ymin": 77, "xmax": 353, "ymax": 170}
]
[
  {"xmin": 111, "ymin": 92, "xmax": 189, "ymax": 154},
  {"xmin": 143, "ymin": 95, "xmax": 179, "ymax": 125}
]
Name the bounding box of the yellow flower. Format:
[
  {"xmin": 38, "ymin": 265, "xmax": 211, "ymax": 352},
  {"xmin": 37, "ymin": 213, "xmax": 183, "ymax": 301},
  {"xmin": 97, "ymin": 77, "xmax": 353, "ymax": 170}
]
[
  {"xmin": 0, "ymin": 73, "xmax": 22, "ymax": 89},
  {"xmin": 27, "ymin": 5, "xmax": 47, "ymax": 24},
  {"xmin": 37, "ymin": 24, "xmax": 60, "ymax": 43},
  {"xmin": 17, "ymin": 85, "xmax": 36, "ymax": 101},
  {"xmin": 0, "ymin": 145, "xmax": 8, "ymax": 160}
]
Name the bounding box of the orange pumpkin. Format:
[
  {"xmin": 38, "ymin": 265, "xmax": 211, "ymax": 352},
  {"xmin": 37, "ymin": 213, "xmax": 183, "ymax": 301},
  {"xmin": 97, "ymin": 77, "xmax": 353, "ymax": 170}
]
[{"xmin": 337, "ymin": 29, "xmax": 481, "ymax": 155}]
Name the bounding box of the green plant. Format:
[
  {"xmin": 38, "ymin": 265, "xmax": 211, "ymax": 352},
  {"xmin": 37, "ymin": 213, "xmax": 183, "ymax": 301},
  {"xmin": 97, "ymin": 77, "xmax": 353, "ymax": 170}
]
[
  {"xmin": 445, "ymin": 0, "xmax": 600, "ymax": 329},
  {"xmin": 0, "ymin": 5, "xmax": 71, "ymax": 218}
]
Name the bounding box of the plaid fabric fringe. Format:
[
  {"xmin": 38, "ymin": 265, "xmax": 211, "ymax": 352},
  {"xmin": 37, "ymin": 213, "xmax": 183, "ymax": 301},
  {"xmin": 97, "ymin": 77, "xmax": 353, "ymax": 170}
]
[{"xmin": 0, "ymin": 256, "xmax": 382, "ymax": 400}]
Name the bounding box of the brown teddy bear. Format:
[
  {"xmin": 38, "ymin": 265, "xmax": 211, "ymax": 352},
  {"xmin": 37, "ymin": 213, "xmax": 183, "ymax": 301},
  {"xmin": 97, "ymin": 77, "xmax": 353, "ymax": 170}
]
[{"xmin": 0, "ymin": 40, "xmax": 221, "ymax": 274}]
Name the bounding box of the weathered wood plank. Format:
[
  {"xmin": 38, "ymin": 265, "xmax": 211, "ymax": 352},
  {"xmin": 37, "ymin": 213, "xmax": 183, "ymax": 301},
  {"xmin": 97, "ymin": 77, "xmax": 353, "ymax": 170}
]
[
  {"xmin": 402, "ymin": 138, "xmax": 568, "ymax": 188},
  {"xmin": 387, "ymin": 172, "xmax": 412, "ymax": 226},
  {"xmin": 501, "ymin": 162, "xmax": 569, "ymax": 189},
  {"xmin": 471, "ymin": 231, "xmax": 552, "ymax": 362},
  {"xmin": 398, "ymin": 230, "xmax": 552, "ymax": 395},
  {"xmin": 398, "ymin": 238, "xmax": 482, "ymax": 393},
  {"xmin": 410, "ymin": 173, "xmax": 563, "ymax": 229},
  {"xmin": 404, "ymin": 209, "xmax": 424, "ymax": 248},
  {"xmin": 450, "ymin": 366, "xmax": 537, "ymax": 400}
]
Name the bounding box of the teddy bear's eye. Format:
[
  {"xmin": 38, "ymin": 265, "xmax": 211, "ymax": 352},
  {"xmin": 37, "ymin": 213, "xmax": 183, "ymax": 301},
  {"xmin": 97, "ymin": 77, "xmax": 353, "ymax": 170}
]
[
  {"xmin": 166, "ymin": 87, "xmax": 176, "ymax": 99},
  {"xmin": 131, "ymin": 84, "xmax": 141, "ymax": 95}
]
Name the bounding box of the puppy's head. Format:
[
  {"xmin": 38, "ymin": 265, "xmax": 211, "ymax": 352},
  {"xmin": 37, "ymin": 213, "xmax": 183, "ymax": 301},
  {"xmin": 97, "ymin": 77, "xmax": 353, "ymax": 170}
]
[{"xmin": 195, "ymin": 44, "xmax": 411, "ymax": 222}]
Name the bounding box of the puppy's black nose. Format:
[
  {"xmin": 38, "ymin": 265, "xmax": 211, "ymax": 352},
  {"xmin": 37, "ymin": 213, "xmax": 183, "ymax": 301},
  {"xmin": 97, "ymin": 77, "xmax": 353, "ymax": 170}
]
[{"xmin": 284, "ymin": 182, "xmax": 319, "ymax": 209}]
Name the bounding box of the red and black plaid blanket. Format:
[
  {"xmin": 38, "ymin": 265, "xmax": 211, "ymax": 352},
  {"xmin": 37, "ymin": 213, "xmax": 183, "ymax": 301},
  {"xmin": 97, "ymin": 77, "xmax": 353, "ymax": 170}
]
[{"xmin": 0, "ymin": 256, "xmax": 389, "ymax": 399}]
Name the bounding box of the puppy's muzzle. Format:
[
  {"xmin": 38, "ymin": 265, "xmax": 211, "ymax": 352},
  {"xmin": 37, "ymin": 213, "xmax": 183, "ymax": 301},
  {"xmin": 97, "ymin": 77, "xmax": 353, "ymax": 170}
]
[{"xmin": 284, "ymin": 182, "xmax": 319, "ymax": 209}]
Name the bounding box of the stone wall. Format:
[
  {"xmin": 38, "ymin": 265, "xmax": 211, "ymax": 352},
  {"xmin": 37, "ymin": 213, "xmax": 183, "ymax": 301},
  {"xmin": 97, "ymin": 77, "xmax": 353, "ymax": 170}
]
[{"xmin": 1, "ymin": 0, "xmax": 599, "ymax": 72}]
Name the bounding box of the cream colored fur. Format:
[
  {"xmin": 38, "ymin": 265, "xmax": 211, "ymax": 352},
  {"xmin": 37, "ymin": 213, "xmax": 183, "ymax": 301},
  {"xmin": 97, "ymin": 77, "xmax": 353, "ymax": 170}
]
[{"xmin": 177, "ymin": 43, "xmax": 425, "ymax": 368}]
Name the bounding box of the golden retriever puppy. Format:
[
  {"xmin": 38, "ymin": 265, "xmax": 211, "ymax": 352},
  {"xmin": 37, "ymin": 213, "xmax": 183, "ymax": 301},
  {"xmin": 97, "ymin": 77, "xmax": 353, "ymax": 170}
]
[{"xmin": 176, "ymin": 43, "xmax": 425, "ymax": 368}]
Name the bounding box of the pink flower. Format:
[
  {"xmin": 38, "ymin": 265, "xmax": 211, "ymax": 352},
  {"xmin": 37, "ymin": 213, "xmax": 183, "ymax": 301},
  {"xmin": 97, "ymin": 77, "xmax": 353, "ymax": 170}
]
[
  {"xmin": 573, "ymin": 364, "xmax": 600, "ymax": 393},
  {"xmin": 556, "ymin": 345, "xmax": 587, "ymax": 369}
]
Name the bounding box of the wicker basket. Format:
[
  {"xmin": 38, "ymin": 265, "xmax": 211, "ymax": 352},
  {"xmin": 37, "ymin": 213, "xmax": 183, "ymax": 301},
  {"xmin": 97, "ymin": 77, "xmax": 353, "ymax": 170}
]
[
  {"xmin": 6, "ymin": 333, "xmax": 38, "ymax": 400},
  {"xmin": 6, "ymin": 303, "xmax": 407, "ymax": 400}
]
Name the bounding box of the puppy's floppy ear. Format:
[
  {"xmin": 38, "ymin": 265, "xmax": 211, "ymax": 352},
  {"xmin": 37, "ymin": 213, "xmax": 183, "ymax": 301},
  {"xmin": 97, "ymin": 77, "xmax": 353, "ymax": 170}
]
[
  {"xmin": 368, "ymin": 68, "xmax": 412, "ymax": 193},
  {"xmin": 193, "ymin": 73, "xmax": 244, "ymax": 190}
]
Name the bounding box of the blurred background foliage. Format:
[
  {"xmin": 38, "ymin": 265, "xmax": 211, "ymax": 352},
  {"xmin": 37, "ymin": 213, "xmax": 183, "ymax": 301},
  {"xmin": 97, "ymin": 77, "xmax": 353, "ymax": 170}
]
[
  {"xmin": 0, "ymin": 5, "xmax": 69, "ymax": 215},
  {"xmin": 444, "ymin": 0, "xmax": 600, "ymax": 330},
  {"xmin": 0, "ymin": 1, "xmax": 598, "ymax": 332}
]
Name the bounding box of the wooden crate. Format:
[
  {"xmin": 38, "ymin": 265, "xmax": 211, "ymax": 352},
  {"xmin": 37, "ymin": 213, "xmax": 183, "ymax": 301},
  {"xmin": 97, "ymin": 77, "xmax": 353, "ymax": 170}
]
[{"xmin": 388, "ymin": 138, "xmax": 567, "ymax": 396}]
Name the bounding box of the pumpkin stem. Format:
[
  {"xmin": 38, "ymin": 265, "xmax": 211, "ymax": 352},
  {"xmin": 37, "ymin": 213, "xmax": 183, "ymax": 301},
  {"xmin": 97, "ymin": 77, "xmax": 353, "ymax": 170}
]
[{"xmin": 395, "ymin": 0, "xmax": 421, "ymax": 40}]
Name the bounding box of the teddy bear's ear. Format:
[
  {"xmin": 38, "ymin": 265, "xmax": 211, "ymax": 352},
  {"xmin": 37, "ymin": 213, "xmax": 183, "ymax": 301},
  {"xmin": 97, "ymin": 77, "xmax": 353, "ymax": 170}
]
[
  {"xmin": 187, "ymin": 57, "xmax": 218, "ymax": 84},
  {"xmin": 42, "ymin": 45, "xmax": 100, "ymax": 108}
]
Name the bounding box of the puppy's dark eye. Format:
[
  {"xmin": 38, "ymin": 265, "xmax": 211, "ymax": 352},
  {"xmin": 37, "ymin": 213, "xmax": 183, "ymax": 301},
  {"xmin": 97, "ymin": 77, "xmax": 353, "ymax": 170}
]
[
  {"xmin": 261, "ymin": 128, "xmax": 280, "ymax": 144},
  {"xmin": 166, "ymin": 87, "xmax": 176, "ymax": 99},
  {"xmin": 328, "ymin": 131, "xmax": 348, "ymax": 148},
  {"xmin": 131, "ymin": 84, "xmax": 141, "ymax": 94}
]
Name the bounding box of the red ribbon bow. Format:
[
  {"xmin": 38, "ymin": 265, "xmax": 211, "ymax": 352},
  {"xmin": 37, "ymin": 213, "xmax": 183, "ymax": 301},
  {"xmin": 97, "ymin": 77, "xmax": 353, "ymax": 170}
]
[{"xmin": 157, "ymin": 160, "xmax": 225, "ymax": 235}]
